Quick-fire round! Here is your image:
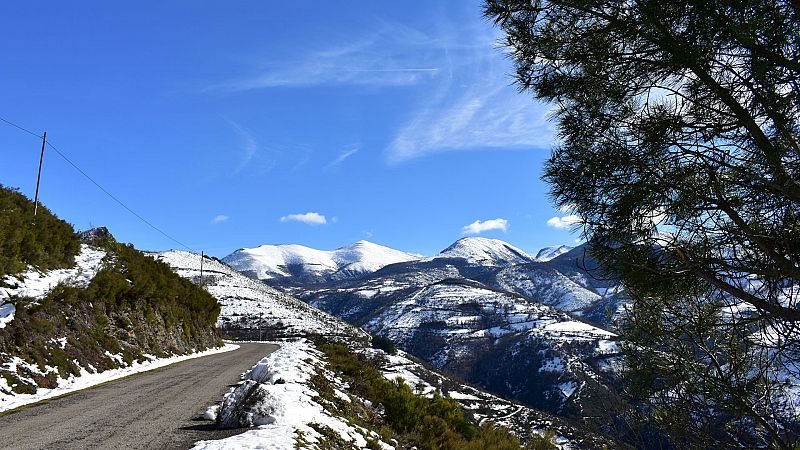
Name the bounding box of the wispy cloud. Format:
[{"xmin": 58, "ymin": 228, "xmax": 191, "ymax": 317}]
[
  {"xmin": 280, "ymin": 212, "xmax": 327, "ymax": 225},
  {"xmin": 546, "ymin": 215, "xmax": 581, "ymax": 230},
  {"xmin": 228, "ymin": 121, "xmax": 260, "ymax": 174},
  {"xmin": 206, "ymin": 25, "xmax": 441, "ymax": 91},
  {"xmin": 385, "ymin": 20, "xmax": 555, "ymax": 164},
  {"xmin": 387, "ymin": 84, "xmax": 553, "ymax": 164},
  {"xmin": 211, "ymin": 214, "xmax": 229, "ymax": 224},
  {"xmin": 462, "ymin": 218, "xmax": 509, "ymax": 235},
  {"xmin": 326, "ymin": 147, "xmax": 359, "ymax": 169}
]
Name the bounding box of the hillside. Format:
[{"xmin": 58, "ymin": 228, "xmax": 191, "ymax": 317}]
[
  {"xmin": 0, "ymin": 186, "xmax": 222, "ymax": 403},
  {"xmin": 155, "ymin": 249, "xmax": 620, "ymax": 449},
  {"xmin": 225, "ymin": 238, "xmax": 627, "ymax": 423}
]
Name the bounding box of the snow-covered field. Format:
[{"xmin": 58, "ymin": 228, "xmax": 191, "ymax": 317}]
[
  {"xmin": 0, "ymin": 244, "xmax": 106, "ymax": 328},
  {"xmin": 0, "ymin": 343, "xmax": 239, "ymax": 413}
]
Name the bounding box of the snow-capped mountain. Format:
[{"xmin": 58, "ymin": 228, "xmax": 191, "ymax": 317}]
[
  {"xmin": 535, "ymin": 244, "xmax": 573, "ymax": 261},
  {"xmin": 221, "ymin": 237, "xmax": 627, "ymax": 417},
  {"xmin": 292, "ymin": 260, "xmax": 622, "ymax": 416},
  {"xmin": 237, "ymin": 238, "xmax": 625, "ymax": 417},
  {"xmin": 432, "ymin": 237, "xmax": 533, "ymax": 266},
  {"xmin": 152, "ymin": 249, "xmax": 615, "ymax": 448},
  {"xmin": 222, "ymin": 240, "xmax": 420, "ymax": 284}
]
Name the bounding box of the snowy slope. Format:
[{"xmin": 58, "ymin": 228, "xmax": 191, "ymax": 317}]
[
  {"xmin": 0, "ymin": 244, "xmax": 106, "ymax": 329},
  {"xmin": 222, "ymin": 240, "xmax": 420, "ymax": 283},
  {"xmin": 432, "ymin": 237, "xmax": 533, "ymax": 266},
  {"xmin": 152, "ymin": 250, "xmax": 366, "ymax": 339},
  {"xmin": 535, "ymin": 245, "xmax": 573, "ymax": 262},
  {"xmin": 196, "ymin": 340, "xmax": 612, "ymax": 450},
  {"xmin": 153, "ymin": 251, "xmax": 614, "ymax": 448}
]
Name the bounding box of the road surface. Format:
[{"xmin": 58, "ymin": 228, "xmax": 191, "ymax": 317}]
[{"xmin": 0, "ymin": 343, "xmax": 278, "ymax": 449}]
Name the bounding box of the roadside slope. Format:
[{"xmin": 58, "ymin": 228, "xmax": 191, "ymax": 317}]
[{"xmin": 0, "ymin": 343, "xmax": 277, "ymax": 450}]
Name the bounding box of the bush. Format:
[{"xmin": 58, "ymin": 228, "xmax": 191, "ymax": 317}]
[
  {"xmin": 316, "ymin": 340, "xmax": 538, "ymax": 450},
  {"xmin": 371, "ymin": 334, "xmax": 397, "ymax": 355},
  {"xmin": 0, "ymin": 185, "xmax": 80, "ymax": 279}
]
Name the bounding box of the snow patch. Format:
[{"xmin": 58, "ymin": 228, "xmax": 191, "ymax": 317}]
[{"xmin": 195, "ymin": 340, "xmax": 391, "ymax": 450}]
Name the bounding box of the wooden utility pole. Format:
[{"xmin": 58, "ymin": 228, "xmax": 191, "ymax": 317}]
[
  {"xmin": 33, "ymin": 131, "xmax": 47, "ymax": 217},
  {"xmin": 199, "ymin": 251, "xmax": 204, "ymax": 287}
]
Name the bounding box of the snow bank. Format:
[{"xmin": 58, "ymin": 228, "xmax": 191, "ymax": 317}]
[
  {"xmin": 0, "ymin": 343, "xmax": 239, "ymax": 412},
  {"xmin": 194, "ymin": 340, "xmax": 391, "ymax": 450}
]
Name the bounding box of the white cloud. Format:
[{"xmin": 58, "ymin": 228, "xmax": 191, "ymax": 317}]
[
  {"xmin": 228, "ymin": 121, "xmax": 260, "ymax": 174},
  {"xmin": 206, "ymin": 25, "xmax": 440, "ymax": 91},
  {"xmin": 558, "ymin": 203, "xmax": 578, "ymax": 213},
  {"xmin": 280, "ymin": 212, "xmax": 327, "ymax": 225},
  {"xmin": 211, "ymin": 215, "xmax": 229, "ymax": 224},
  {"xmin": 546, "ymin": 215, "xmax": 582, "ymax": 230},
  {"xmin": 387, "ymin": 84, "xmax": 554, "ymax": 164},
  {"xmin": 327, "ymin": 147, "xmax": 359, "ymax": 168},
  {"xmin": 385, "ymin": 24, "xmax": 555, "ymax": 164},
  {"xmin": 462, "ymin": 218, "xmax": 509, "ymax": 235}
]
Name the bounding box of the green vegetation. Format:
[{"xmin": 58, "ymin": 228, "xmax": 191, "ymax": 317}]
[
  {"xmin": 0, "ymin": 185, "xmax": 80, "ymax": 279},
  {"xmin": 0, "ymin": 187, "xmax": 222, "ymax": 396},
  {"xmin": 312, "ymin": 339, "xmax": 557, "ymax": 450},
  {"xmin": 371, "ymin": 334, "xmax": 397, "ymax": 355}
]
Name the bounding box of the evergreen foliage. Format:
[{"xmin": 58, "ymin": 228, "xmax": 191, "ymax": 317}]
[
  {"xmin": 371, "ymin": 334, "xmax": 397, "ymax": 355},
  {"xmin": 317, "ymin": 340, "xmax": 557, "ymax": 450},
  {"xmin": 0, "ymin": 188, "xmax": 222, "ymax": 395},
  {"xmin": 0, "ymin": 184, "xmax": 80, "ymax": 278},
  {"xmin": 485, "ymin": 1, "xmax": 799, "ymax": 448}
]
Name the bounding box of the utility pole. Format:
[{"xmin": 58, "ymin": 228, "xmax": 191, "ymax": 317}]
[
  {"xmin": 199, "ymin": 251, "xmax": 204, "ymax": 287},
  {"xmin": 33, "ymin": 131, "xmax": 47, "ymax": 217}
]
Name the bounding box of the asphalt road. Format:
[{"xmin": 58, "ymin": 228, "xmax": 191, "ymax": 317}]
[{"xmin": 0, "ymin": 343, "xmax": 279, "ymax": 450}]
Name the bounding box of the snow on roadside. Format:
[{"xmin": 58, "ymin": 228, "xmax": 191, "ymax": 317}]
[
  {"xmin": 193, "ymin": 339, "xmax": 391, "ymax": 450},
  {"xmin": 0, "ymin": 245, "xmax": 107, "ymax": 329},
  {"xmin": 0, "ymin": 343, "xmax": 239, "ymax": 413}
]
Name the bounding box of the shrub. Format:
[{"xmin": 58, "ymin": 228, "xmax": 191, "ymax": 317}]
[
  {"xmin": 371, "ymin": 334, "xmax": 397, "ymax": 355},
  {"xmin": 0, "ymin": 185, "xmax": 80, "ymax": 279},
  {"xmin": 316, "ymin": 339, "xmax": 537, "ymax": 450}
]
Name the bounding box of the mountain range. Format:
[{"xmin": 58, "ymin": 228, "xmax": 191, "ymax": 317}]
[
  {"xmin": 222, "ymin": 237, "xmax": 627, "ymax": 420},
  {"xmin": 154, "ymin": 247, "xmax": 618, "ymax": 448}
]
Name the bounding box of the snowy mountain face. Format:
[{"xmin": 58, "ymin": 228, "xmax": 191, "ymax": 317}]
[
  {"xmin": 250, "ymin": 239, "xmax": 628, "ymax": 418},
  {"xmin": 294, "ymin": 265, "xmax": 622, "ymax": 416},
  {"xmin": 153, "ymin": 250, "xmax": 614, "ymax": 448},
  {"xmin": 535, "ymin": 245, "xmax": 573, "ymax": 262},
  {"xmin": 222, "ymin": 240, "xmax": 419, "ymax": 284},
  {"xmin": 433, "ymin": 237, "xmax": 534, "ymax": 266}
]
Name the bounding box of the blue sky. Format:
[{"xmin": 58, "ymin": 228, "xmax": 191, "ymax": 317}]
[{"xmin": 0, "ymin": 1, "xmax": 581, "ymax": 257}]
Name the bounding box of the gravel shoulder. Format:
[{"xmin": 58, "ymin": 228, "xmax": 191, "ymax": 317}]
[{"xmin": 0, "ymin": 343, "xmax": 278, "ymax": 450}]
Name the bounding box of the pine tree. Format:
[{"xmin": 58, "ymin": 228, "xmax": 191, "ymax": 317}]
[{"xmin": 484, "ymin": 1, "xmax": 799, "ymax": 447}]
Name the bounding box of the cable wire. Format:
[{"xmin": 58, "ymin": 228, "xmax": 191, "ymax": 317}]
[{"xmin": 0, "ymin": 115, "xmax": 196, "ymax": 253}]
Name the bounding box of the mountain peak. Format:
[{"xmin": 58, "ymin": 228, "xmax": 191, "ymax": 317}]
[
  {"xmin": 435, "ymin": 237, "xmax": 532, "ymax": 266},
  {"xmin": 223, "ymin": 241, "xmax": 420, "ymax": 282},
  {"xmin": 534, "ymin": 245, "xmax": 573, "ymax": 262}
]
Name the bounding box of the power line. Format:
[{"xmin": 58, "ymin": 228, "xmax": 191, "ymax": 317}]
[
  {"xmin": 0, "ymin": 116, "xmax": 43, "ymax": 139},
  {"xmin": 0, "ymin": 115, "xmax": 196, "ymax": 253}
]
